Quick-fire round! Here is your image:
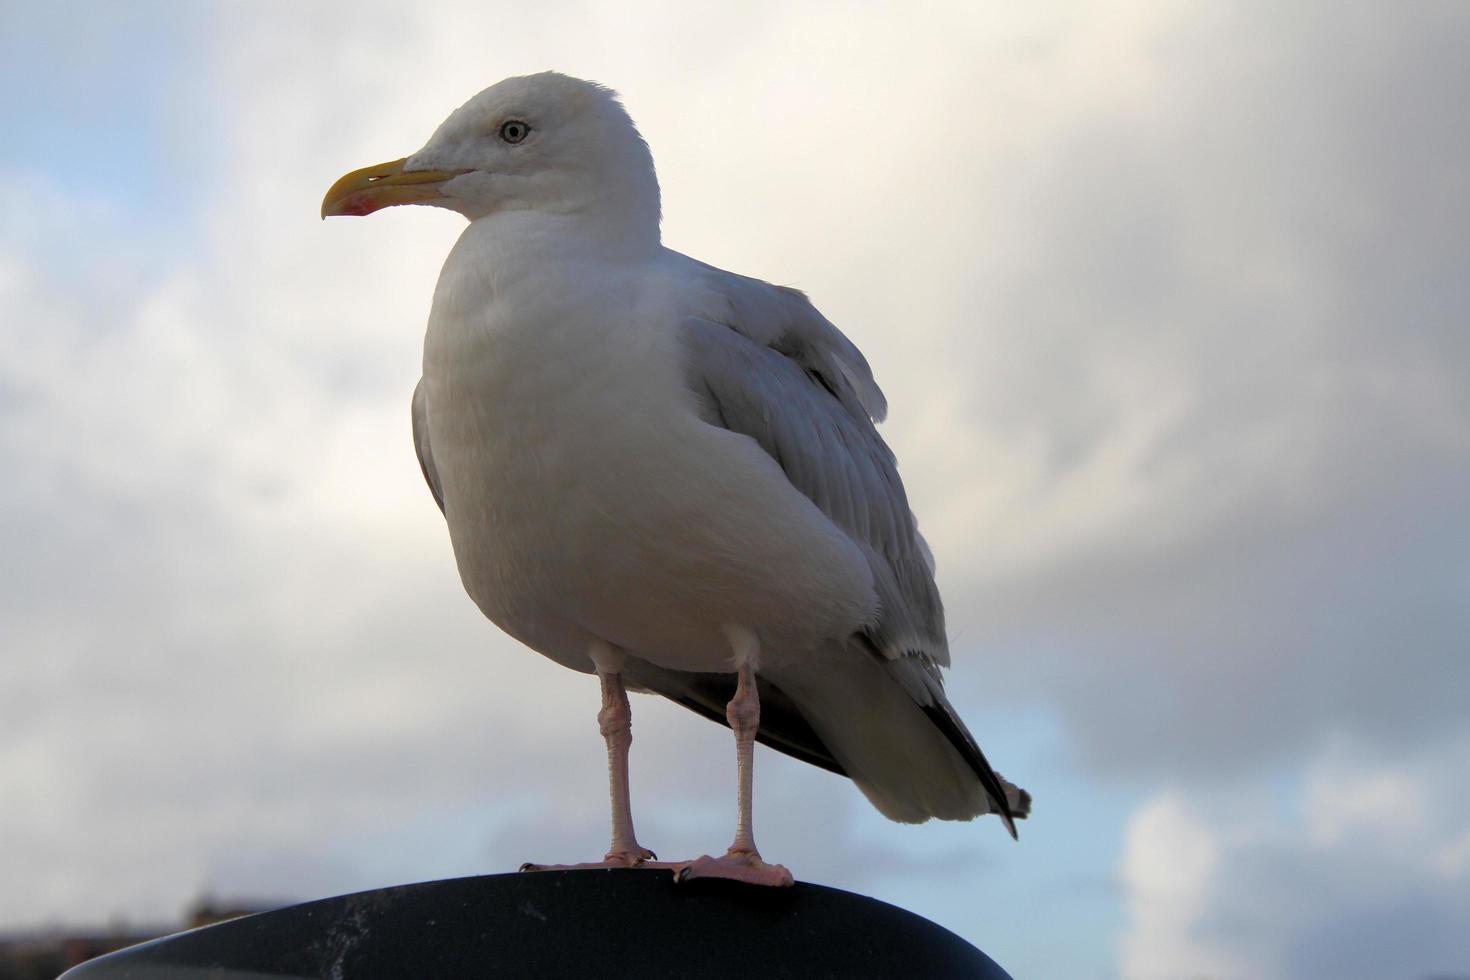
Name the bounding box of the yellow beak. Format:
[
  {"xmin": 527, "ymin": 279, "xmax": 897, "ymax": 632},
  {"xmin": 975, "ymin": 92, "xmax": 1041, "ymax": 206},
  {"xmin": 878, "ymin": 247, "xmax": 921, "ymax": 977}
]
[{"xmin": 320, "ymin": 158, "xmax": 472, "ymax": 218}]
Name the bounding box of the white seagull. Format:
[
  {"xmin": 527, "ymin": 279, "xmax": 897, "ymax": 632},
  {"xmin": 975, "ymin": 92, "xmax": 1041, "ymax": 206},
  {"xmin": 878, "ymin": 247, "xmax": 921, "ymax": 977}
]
[{"xmin": 323, "ymin": 72, "xmax": 1029, "ymax": 887}]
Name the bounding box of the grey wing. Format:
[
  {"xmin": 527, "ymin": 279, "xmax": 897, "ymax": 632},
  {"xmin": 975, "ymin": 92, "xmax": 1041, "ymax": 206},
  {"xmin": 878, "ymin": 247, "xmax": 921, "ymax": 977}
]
[
  {"xmin": 411, "ymin": 377, "xmax": 445, "ymax": 514},
  {"xmin": 678, "ymin": 300, "xmax": 1021, "ymax": 834},
  {"xmin": 680, "ymin": 315, "xmax": 947, "ymax": 665},
  {"xmin": 679, "ymin": 254, "xmax": 888, "ymax": 422}
]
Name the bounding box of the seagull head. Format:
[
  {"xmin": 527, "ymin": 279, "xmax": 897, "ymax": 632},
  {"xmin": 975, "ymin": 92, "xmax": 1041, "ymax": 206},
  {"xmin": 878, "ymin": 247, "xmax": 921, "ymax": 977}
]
[{"xmin": 322, "ymin": 72, "xmax": 660, "ymax": 237}]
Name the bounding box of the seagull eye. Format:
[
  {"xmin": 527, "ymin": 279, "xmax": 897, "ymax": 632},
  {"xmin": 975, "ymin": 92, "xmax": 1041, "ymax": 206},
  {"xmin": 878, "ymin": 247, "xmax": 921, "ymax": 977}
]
[{"xmin": 499, "ymin": 120, "xmax": 530, "ymax": 144}]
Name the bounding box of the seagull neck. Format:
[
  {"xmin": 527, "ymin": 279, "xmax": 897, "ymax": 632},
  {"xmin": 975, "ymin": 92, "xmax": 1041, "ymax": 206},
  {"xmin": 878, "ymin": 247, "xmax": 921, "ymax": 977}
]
[{"xmin": 468, "ymin": 208, "xmax": 661, "ymax": 260}]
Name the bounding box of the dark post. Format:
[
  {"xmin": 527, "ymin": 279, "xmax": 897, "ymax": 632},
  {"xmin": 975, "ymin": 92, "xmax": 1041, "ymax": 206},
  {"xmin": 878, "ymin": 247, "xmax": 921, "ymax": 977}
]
[{"xmin": 61, "ymin": 870, "xmax": 1014, "ymax": 979}]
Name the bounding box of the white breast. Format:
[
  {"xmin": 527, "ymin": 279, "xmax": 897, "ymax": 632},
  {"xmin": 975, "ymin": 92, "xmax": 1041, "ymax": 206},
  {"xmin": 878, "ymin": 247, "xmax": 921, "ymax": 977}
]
[{"xmin": 420, "ymin": 220, "xmax": 876, "ymax": 674}]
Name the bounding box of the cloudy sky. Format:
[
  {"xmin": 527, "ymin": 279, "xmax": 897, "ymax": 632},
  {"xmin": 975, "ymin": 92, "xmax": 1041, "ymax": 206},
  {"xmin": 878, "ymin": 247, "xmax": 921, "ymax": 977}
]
[{"xmin": 3, "ymin": 2, "xmax": 1467, "ymax": 977}]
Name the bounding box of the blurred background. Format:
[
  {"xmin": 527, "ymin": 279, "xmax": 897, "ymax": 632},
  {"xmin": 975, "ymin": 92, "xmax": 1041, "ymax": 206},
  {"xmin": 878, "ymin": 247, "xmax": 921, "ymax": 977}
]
[{"xmin": 2, "ymin": 2, "xmax": 1467, "ymax": 978}]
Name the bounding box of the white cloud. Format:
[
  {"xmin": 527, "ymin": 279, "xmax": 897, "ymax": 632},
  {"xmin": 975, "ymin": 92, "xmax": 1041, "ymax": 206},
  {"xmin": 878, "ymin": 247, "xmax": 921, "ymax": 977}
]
[
  {"xmin": 1120, "ymin": 736, "xmax": 1470, "ymax": 980},
  {"xmin": 1120, "ymin": 795, "xmax": 1240, "ymax": 980}
]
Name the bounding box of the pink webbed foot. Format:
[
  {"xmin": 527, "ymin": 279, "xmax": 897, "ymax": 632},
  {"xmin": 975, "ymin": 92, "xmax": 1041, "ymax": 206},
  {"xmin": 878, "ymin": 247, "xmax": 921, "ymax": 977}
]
[
  {"xmin": 521, "ymin": 846, "xmax": 682, "ymax": 873},
  {"xmin": 676, "ymin": 849, "xmax": 795, "ymax": 887}
]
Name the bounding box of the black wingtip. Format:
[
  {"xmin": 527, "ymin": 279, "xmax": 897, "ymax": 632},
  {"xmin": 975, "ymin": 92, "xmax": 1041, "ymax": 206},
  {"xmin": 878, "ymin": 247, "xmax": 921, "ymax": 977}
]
[
  {"xmin": 917, "ymin": 701, "xmax": 1020, "ymax": 838},
  {"xmin": 999, "ymin": 796, "xmax": 1019, "ymax": 840}
]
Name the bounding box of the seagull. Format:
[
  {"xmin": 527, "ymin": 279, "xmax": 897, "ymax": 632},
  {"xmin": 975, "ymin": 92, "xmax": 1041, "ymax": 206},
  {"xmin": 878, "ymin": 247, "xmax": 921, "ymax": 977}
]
[{"xmin": 322, "ymin": 71, "xmax": 1029, "ymax": 887}]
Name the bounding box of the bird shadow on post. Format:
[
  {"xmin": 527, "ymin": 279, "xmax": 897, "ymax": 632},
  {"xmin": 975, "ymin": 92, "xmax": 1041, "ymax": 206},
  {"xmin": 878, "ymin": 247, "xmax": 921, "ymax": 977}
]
[{"xmin": 60, "ymin": 869, "xmax": 1015, "ymax": 979}]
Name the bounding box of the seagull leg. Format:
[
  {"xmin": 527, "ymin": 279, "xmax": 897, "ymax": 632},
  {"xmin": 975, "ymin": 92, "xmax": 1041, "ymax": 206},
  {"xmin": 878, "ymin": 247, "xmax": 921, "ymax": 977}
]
[
  {"xmin": 596, "ymin": 669, "xmax": 657, "ymax": 866},
  {"xmin": 520, "ymin": 666, "xmax": 674, "ymax": 873},
  {"xmin": 677, "ymin": 659, "xmax": 794, "ymax": 887}
]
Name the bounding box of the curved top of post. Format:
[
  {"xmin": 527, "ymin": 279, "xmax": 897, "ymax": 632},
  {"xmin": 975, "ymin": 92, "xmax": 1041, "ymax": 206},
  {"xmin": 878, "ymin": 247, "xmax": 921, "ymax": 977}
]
[{"xmin": 62, "ymin": 869, "xmax": 1014, "ymax": 979}]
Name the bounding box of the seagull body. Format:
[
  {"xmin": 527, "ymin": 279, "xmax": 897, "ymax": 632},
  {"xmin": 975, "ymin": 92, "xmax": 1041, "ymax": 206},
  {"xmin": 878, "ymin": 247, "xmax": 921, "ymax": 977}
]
[
  {"xmin": 325, "ymin": 72, "xmax": 1028, "ymax": 884},
  {"xmin": 426, "ymin": 236, "xmax": 870, "ymax": 675}
]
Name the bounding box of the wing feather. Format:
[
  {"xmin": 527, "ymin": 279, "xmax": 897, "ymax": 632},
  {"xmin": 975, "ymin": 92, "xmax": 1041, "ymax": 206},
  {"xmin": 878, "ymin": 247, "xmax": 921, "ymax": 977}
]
[
  {"xmin": 679, "ymin": 307, "xmax": 947, "ymax": 668},
  {"xmin": 677, "ymin": 283, "xmax": 1020, "ymax": 830}
]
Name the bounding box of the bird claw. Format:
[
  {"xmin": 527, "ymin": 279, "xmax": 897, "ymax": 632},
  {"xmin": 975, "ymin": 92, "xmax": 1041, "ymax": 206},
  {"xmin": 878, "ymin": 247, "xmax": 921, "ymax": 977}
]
[
  {"xmin": 675, "ymin": 850, "xmax": 795, "ymax": 887},
  {"xmin": 605, "ymin": 846, "xmax": 658, "ymax": 865},
  {"xmin": 519, "ymin": 846, "xmax": 669, "ymax": 873}
]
